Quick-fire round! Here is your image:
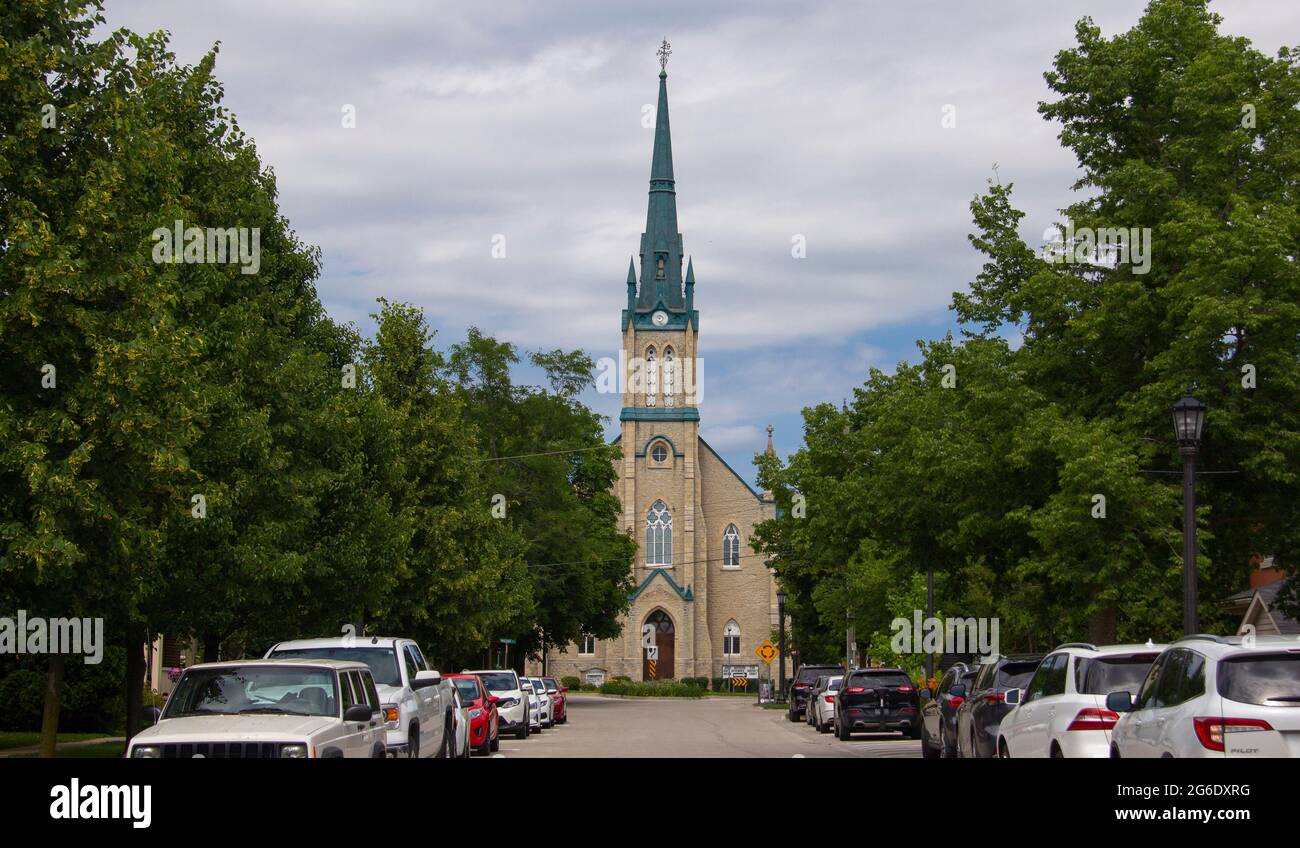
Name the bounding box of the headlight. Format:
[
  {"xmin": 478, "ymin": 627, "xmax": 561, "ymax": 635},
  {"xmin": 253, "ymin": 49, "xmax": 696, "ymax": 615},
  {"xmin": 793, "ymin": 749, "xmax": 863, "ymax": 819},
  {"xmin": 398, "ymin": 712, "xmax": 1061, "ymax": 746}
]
[
  {"xmin": 130, "ymin": 746, "xmax": 160, "ymax": 759},
  {"xmin": 382, "ymin": 704, "xmax": 399, "ymax": 724},
  {"xmin": 498, "ymin": 697, "xmax": 519, "ymax": 709},
  {"xmin": 469, "ymin": 708, "xmax": 483, "ymax": 719},
  {"xmin": 280, "ymin": 744, "xmax": 308, "ymax": 759}
]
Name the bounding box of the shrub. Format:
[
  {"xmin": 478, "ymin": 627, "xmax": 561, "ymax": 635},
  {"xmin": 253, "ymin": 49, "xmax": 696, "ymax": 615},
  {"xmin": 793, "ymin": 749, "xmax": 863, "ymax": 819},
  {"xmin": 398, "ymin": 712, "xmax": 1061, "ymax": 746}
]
[
  {"xmin": 560, "ymin": 676, "xmax": 580, "ymax": 690},
  {"xmin": 597, "ymin": 679, "xmax": 703, "ymax": 698}
]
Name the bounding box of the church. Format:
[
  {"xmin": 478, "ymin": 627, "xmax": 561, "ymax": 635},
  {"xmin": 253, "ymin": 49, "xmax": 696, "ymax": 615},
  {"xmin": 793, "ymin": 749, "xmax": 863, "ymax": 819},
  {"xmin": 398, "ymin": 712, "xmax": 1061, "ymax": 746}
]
[{"xmin": 536, "ymin": 47, "xmax": 782, "ymax": 685}]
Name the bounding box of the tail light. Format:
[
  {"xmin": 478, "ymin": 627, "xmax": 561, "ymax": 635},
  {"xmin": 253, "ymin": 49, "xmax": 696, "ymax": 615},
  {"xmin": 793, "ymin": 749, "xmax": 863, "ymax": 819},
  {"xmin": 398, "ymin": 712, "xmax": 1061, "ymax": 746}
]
[
  {"xmin": 826, "ymin": 695, "xmax": 835, "ymax": 704},
  {"xmin": 896, "ymin": 685, "xmax": 914, "ymax": 694},
  {"xmin": 984, "ymin": 692, "xmax": 1005, "ymax": 705},
  {"xmin": 845, "ymin": 687, "xmax": 865, "ymax": 694},
  {"xmin": 1066, "ymin": 708, "xmax": 1119, "ymax": 731},
  {"xmin": 948, "ymin": 696, "xmax": 965, "ymax": 709},
  {"xmin": 1194, "ymin": 717, "xmax": 1273, "ymax": 752}
]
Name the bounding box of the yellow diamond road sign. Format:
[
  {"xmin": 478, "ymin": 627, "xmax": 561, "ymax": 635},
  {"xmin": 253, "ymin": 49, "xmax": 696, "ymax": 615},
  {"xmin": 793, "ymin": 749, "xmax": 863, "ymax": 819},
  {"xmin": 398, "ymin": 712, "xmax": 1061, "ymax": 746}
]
[{"xmin": 756, "ymin": 640, "xmax": 779, "ymax": 664}]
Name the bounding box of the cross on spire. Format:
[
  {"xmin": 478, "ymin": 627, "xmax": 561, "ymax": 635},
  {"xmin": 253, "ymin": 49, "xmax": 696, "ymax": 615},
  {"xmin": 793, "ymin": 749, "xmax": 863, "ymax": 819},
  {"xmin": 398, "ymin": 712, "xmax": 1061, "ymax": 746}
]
[{"xmin": 657, "ymin": 39, "xmax": 671, "ymax": 72}]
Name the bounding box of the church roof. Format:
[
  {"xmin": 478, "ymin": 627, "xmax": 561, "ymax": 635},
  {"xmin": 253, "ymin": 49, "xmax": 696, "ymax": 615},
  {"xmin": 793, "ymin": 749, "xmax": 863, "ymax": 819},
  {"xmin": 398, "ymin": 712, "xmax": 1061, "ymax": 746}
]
[{"xmin": 633, "ymin": 66, "xmax": 687, "ymax": 313}]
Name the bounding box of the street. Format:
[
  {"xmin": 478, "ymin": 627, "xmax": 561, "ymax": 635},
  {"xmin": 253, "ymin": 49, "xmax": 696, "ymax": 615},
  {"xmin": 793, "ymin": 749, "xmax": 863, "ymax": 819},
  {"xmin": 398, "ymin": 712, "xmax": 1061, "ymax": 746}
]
[{"xmin": 491, "ymin": 695, "xmax": 921, "ymax": 758}]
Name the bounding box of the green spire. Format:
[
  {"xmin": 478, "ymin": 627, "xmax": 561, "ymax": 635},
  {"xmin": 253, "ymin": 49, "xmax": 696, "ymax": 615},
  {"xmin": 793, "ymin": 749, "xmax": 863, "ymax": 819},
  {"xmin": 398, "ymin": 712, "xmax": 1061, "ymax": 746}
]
[
  {"xmin": 627, "ymin": 256, "xmax": 638, "ymax": 285},
  {"xmin": 636, "ymin": 62, "xmax": 684, "ymax": 312}
]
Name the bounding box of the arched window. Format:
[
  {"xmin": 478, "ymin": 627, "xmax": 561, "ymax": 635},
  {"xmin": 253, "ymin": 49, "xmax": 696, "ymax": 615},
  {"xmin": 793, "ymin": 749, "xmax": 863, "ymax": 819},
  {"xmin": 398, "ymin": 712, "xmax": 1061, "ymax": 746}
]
[
  {"xmin": 645, "ymin": 347, "xmax": 657, "ymax": 407},
  {"xmin": 723, "ymin": 620, "xmax": 740, "ymax": 656},
  {"xmin": 645, "ymin": 500, "xmax": 672, "ymax": 566},
  {"xmin": 656, "ymin": 256, "xmax": 666, "ymax": 279},
  {"xmin": 650, "ymin": 441, "xmax": 668, "ymax": 464},
  {"xmin": 663, "ymin": 347, "xmax": 675, "ymax": 407},
  {"xmin": 723, "ymin": 524, "xmax": 741, "ymax": 568}
]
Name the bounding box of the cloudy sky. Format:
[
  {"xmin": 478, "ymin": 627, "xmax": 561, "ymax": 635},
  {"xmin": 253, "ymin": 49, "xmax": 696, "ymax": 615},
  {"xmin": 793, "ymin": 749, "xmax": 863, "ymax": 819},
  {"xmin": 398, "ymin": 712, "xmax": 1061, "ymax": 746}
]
[{"xmin": 100, "ymin": 0, "xmax": 1298, "ymax": 484}]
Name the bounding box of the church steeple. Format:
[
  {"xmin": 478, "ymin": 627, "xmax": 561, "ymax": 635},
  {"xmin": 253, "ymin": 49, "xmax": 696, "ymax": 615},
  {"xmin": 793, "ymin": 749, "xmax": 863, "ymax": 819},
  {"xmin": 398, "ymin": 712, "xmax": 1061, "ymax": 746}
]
[{"xmin": 636, "ymin": 40, "xmax": 685, "ymax": 312}]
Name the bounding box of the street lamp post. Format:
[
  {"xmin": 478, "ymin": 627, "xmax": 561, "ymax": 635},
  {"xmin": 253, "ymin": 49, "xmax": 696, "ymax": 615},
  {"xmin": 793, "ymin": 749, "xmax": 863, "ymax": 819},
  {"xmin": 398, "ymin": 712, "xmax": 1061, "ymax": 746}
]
[
  {"xmin": 776, "ymin": 589, "xmax": 787, "ymax": 702},
  {"xmin": 1172, "ymin": 392, "xmax": 1207, "ymax": 635}
]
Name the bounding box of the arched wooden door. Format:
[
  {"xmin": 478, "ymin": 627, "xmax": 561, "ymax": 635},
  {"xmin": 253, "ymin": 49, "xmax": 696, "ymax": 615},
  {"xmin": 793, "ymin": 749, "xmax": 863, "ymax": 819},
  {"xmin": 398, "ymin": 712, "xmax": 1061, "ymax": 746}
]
[{"xmin": 642, "ymin": 610, "xmax": 675, "ymax": 680}]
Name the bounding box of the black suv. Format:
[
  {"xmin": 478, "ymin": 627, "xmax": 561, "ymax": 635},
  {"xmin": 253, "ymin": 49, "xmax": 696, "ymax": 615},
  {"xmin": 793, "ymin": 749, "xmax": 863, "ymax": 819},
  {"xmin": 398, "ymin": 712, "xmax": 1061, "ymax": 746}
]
[
  {"xmin": 954, "ymin": 654, "xmax": 1044, "ymax": 758},
  {"xmin": 834, "ymin": 667, "xmax": 922, "ymax": 739},
  {"xmin": 788, "ymin": 663, "xmax": 844, "ymax": 722}
]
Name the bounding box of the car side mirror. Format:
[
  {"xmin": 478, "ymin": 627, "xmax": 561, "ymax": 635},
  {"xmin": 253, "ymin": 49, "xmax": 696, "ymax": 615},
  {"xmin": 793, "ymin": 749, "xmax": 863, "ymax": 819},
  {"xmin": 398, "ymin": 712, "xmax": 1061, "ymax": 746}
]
[
  {"xmin": 140, "ymin": 706, "xmax": 162, "ymax": 726},
  {"xmin": 919, "ymin": 688, "xmax": 932, "ymax": 700},
  {"xmin": 1004, "ymin": 688, "xmax": 1022, "ymax": 706},
  {"xmin": 950, "ymin": 684, "xmax": 967, "ymax": 698},
  {"xmin": 1105, "ymin": 691, "xmax": 1134, "ymax": 714},
  {"xmin": 413, "ymin": 670, "xmax": 442, "ymax": 689},
  {"xmin": 344, "ymin": 704, "xmax": 374, "ymax": 722}
]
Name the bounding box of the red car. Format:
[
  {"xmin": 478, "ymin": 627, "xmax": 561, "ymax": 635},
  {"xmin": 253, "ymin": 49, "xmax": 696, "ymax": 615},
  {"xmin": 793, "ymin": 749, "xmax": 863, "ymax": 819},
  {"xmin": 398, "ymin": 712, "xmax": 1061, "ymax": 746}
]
[
  {"xmin": 449, "ymin": 673, "xmax": 499, "ymax": 755},
  {"xmin": 543, "ymin": 676, "xmax": 568, "ymax": 724}
]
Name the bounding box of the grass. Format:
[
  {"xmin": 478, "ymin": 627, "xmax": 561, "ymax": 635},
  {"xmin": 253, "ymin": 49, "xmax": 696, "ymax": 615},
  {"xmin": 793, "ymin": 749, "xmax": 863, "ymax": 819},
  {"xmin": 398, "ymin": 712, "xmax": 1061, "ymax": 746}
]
[
  {"xmin": 13, "ymin": 742, "xmax": 124, "ymax": 759},
  {"xmin": 0, "ymin": 731, "xmax": 114, "ymax": 750}
]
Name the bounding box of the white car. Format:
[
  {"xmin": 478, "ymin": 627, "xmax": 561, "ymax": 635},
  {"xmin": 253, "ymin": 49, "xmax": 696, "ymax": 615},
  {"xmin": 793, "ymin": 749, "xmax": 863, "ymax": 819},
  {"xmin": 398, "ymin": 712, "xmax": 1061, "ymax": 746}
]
[
  {"xmin": 1107, "ymin": 634, "xmax": 1300, "ymax": 758},
  {"xmin": 528, "ymin": 677, "xmax": 555, "ymax": 728},
  {"xmin": 997, "ymin": 642, "xmax": 1163, "ymax": 757},
  {"xmin": 812, "ymin": 675, "xmax": 842, "ymax": 733},
  {"xmin": 127, "ymin": 659, "xmax": 385, "ymax": 758},
  {"xmin": 467, "ymin": 669, "xmax": 529, "ymax": 739},
  {"xmin": 267, "ymin": 636, "xmax": 453, "ymax": 758},
  {"xmin": 520, "ymin": 678, "xmax": 545, "ymax": 731},
  {"xmin": 450, "ymin": 686, "xmax": 472, "ymax": 758}
]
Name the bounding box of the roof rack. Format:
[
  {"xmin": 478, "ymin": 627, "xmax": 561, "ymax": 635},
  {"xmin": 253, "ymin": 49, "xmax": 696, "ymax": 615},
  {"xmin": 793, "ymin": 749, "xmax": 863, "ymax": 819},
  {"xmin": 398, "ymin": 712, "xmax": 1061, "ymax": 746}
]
[
  {"xmin": 1172, "ymin": 634, "xmax": 1228, "ymax": 645},
  {"xmin": 1054, "ymin": 642, "xmax": 1099, "ymax": 651}
]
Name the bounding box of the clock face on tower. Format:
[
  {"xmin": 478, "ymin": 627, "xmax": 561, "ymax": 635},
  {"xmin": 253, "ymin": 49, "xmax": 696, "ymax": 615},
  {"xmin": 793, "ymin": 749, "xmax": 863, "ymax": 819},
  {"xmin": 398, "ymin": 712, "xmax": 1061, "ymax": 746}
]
[{"xmin": 652, "ymin": 310, "xmax": 668, "ymax": 326}]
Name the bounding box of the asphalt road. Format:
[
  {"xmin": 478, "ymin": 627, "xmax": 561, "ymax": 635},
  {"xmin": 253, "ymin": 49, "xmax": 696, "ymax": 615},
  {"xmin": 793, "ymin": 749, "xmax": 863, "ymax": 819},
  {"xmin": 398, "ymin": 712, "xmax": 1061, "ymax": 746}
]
[{"xmin": 491, "ymin": 694, "xmax": 921, "ymax": 758}]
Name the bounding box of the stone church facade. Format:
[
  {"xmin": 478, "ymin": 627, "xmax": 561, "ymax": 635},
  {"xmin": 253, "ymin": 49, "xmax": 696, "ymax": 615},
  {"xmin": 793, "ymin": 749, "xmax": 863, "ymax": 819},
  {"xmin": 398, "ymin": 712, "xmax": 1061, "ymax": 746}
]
[{"xmin": 534, "ymin": 59, "xmax": 781, "ymax": 684}]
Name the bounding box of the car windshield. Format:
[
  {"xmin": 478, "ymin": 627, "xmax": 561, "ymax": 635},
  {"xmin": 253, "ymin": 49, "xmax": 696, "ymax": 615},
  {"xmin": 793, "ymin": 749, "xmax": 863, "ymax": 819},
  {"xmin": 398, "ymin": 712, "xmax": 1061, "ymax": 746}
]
[
  {"xmin": 847, "ymin": 671, "xmax": 911, "ymax": 688},
  {"xmin": 995, "ymin": 661, "xmax": 1041, "ymax": 690},
  {"xmin": 476, "ymin": 672, "xmax": 518, "ymax": 693},
  {"xmin": 827, "ymin": 676, "xmax": 842, "ymax": 691},
  {"xmin": 268, "ymin": 647, "xmax": 401, "ymax": 687},
  {"xmin": 452, "ymin": 678, "xmax": 480, "ymax": 702},
  {"xmin": 1218, "ymin": 654, "xmax": 1300, "ymax": 706},
  {"xmin": 164, "ymin": 666, "xmax": 338, "ymax": 718},
  {"xmin": 1076, "ymin": 653, "xmax": 1158, "ymax": 695},
  {"xmin": 544, "ymin": 678, "xmax": 558, "ymax": 690}
]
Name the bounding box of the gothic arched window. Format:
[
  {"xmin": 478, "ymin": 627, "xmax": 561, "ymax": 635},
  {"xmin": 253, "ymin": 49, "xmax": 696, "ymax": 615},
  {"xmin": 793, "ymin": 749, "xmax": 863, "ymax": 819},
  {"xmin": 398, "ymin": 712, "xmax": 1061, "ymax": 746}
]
[
  {"xmin": 645, "ymin": 347, "xmax": 657, "ymax": 407},
  {"xmin": 656, "ymin": 256, "xmax": 666, "ymax": 279},
  {"xmin": 723, "ymin": 524, "xmax": 741, "ymax": 568},
  {"xmin": 663, "ymin": 347, "xmax": 675, "ymax": 407},
  {"xmin": 723, "ymin": 620, "xmax": 740, "ymax": 655},
  {"xmin": 645, "ymin": 500, "xmax": 672, "ymax": 566}
]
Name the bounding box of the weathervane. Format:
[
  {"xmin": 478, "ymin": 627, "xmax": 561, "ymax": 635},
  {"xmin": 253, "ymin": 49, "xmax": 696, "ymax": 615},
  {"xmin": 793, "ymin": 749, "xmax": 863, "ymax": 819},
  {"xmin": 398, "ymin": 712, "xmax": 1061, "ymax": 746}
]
[{"xmin": 657, "ymin": 38, "xmax": 671, "ymax": 72}]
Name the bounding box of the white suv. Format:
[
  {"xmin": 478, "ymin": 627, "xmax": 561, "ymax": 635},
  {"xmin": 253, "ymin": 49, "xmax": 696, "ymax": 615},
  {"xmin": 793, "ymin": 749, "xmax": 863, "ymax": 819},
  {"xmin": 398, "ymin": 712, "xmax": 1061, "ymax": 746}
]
[
  {"xmin": 1107, "ymin": 634, "xmax": 1300, "ymax": 758},
  {"xmin": 128, "ymin": 659, "xmax": 385, "ymax": 758},
  {"xmin": 997, "ymin": 642, "xmax": 1164, "ymax": 757},
  {"xmin": 466, "ymin": 669, "xmax": 530, "ymax": 739},
  {"xmin": 266, "ymin": 636, "xmax": 453, "ymax": 758},
  {"xmin": 527, "ymin": 677, "xmax": 555, "ymax": 728}
]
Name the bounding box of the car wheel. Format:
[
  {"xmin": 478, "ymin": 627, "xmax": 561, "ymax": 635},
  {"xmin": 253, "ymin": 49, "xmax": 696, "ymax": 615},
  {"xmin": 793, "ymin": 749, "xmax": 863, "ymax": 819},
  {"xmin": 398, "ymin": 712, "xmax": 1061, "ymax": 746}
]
[
  {"xmin": 490, "ymin": 731, "xmax": 500, "ymax": 752},
  {"xmin": 1050, "ymin": 743, "xmax": 1064, "ymax": 759},
  {"xmin": 518, "ymin": 716, "xmax": 529, "ymax": 739},
  {"xmin": 476, "ymin": 729, "xmax": 491, "ymax": 756},
  {"xmin": 837, "ymin": 717, "xmax": 851, "ymax": 741},
  {"xmin": 1110, "ymin": 744, "xmax": 1120, "ymax": 759},
  {"xmin": 407, "ymin": 723, "xmax": 420, "ymax": 759},
  {"xmin": 998, "ymin": 738, "xmax": 1010, "ymax": 759},
  {"xmin": 788, "ymin": 707, "xmax": 799, "ymax": 722}
]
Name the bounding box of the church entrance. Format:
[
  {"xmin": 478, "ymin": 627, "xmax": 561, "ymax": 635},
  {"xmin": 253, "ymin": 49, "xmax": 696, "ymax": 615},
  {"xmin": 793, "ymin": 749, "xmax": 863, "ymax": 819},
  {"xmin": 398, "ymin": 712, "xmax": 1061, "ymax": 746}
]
[{"xmin": 642, "ymin": 610, "xmax": 675, "ymax": 680}]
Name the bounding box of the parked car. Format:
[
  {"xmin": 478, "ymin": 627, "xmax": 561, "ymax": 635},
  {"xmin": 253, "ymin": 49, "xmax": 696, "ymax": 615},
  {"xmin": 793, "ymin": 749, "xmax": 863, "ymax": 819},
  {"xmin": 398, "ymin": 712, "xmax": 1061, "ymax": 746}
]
[
  {"xmin": 955, "ymin": 653, "xmax": 1045, "ymax": 758},
  {"xmin": 543, "ymin": 676, "xmax": 567, "ymax": 724},
  {"xmin": 811, "ymin": 675, "xmax": 842, "ymax": 733},
  {"xmin": 835, "ymin": 667, "xmax": 921, "ymax": 739},
  {"xmin": 449, "ymin": 686, "xmax": 472, "ymax": 758},
  {"xmin": 520, "ymin": 678, "xmax": 544, "ymax": 731},
  {"xmin": 919, "ymin": 662, "xmax": 979, "ymax": 758},
  {"xmin": 788, "ymin": 663, "xmax": 845, "ymax": 722},
  {"xmin": 467, "ymin": 669, "xmax": 529, "ymax": 739},
  {"xmin": 528, "ymin": 677, "xmax": 554, "ymax": 728},
  {"xmin": 996, "ymin": 643, "xmax": 1163, "ymax": 757},
  {"xmin": 266, "ymin": 636, "xmax": 453, "ymax": 758},
  {"xmin": 805, "ymin": 676, "xmax": 824, "ymax": 726},
  {"xmin": 127, "ymin": 659, "xmax": 385, "ymax": 758},
  {"xmin": 1107, "ymin": 634, "xmax": 1300, "ymax": 758},
  {"xmin": 447, "ymin": 673, "xmax": 499, "ymax": 755}
]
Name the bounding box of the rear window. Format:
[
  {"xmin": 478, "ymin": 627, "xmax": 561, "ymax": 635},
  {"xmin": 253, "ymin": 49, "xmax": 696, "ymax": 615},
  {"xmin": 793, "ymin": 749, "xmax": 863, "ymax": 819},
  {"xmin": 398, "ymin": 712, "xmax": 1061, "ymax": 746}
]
[
  {"xmin": 995, "ymin": 661, "xmax": 1041, "ymax": 690},
  {"xmin": 797, "ymin": 666, "xmax": 841, "ymax": 684},
  {"xmin": 452, "ymin": 677, "xmax": 480, "ymax": 702},
  {"xmin": 477, "ymin": 672, "xmax": 519, "ymax": 693},
  {"xmin": 1217, "ymin": 653, "xmax": 1300, "ymax": 706},
  {"xmin": 846, "ymin": 671, "xmax": 912, "ymax": 689},
  {"xmin": 1075, "ymin": 653, "xmax": 1158, "ymax": 695}
]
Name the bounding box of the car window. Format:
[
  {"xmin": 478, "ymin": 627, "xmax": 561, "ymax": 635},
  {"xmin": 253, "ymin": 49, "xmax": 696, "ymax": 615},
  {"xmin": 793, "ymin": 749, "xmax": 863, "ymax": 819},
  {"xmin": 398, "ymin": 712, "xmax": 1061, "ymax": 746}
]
[
  {"xmin": 1217, "ymin": 653, "xmax": 1300, "ymax": 705},
  {"xmin": 937, "ymin": 668, "xmax": 957, "ymax": 695},
  {"xmin": 1151, "ymin": 649, "xmax": 1190, "ymax": 709},
  {"xmin": 268, "ymin": 647, "xmax": 401, "ymax": 687},
  {"xmin": 1134, "ymin": 652, "xmax": 1167, "ymax": 709},
  {"xmin": 1022, "ymin": 656, "xmax": 1053, "ymax": 703},
  {"xmin": 827, "ymin": 676, "xmax": 842, "ymax": 691},
  {"xmin": 402, "ymin": 646, "xmax": 421, "ymax": 684},
  {"xmin": 1075, "ymin": 653, "xmax": 1159, "ymax": 695},
  {"xmin": 453, "ymin": 677, "xmax": 480, "ymax": 703},
  {"xmin": 340, "ymin": 672, "xmax": 358, "ymax": 711},
  {"xmin": 973, "ymin": 662, "xmax": 995, "ymax": 692},
  {"xmin": 544, "ymin": 678, "xmax": 559, "ymax": 690},
  {"xmin": 476, "ymin": 672, "xmax": 518, "ymax": 692},
  {"xmin": 360, "ymin": 672, "xmax": 381, "ymax": 710},
  {"xmin": 995, "ymin": 660, "xmax": 1042, "ymax": 691},
  {"xmin": 846, "ymin": 671, "xmax": 911, "ymax": 689}
]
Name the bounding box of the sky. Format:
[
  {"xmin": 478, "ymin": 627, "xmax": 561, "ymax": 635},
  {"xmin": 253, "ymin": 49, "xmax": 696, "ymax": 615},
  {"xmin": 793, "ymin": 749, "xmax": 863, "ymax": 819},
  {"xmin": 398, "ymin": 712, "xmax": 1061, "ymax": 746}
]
[{"xmin": 99, "ymin": 0, "xmax": 1299, "ymax": 485}]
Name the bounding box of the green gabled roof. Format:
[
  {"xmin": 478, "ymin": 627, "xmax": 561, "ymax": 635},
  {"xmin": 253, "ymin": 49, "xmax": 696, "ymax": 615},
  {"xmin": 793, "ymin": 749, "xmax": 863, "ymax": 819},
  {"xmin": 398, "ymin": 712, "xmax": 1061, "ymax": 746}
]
[{"xmin": 629, "ymin": 567, "xmax": 694, "ymax": 602}]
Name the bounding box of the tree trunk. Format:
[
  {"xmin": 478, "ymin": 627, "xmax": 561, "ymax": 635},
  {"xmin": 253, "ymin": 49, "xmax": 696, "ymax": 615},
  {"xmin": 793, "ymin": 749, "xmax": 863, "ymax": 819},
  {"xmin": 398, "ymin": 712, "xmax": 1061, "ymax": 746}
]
[
  {"xmin": 1087, "ymin": 607, "xmax": 1118, "ymax": 646},
  {"xmin": 203, "ymin": 633, "xmax": 221, "ymax": 663},
  {"xmin": 39, "ymin": 654, "xmax": 66, "ymax": 759},
  {"xmin": 124, "ymin": 633, "xmax": 146, "ymax": 742}
]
